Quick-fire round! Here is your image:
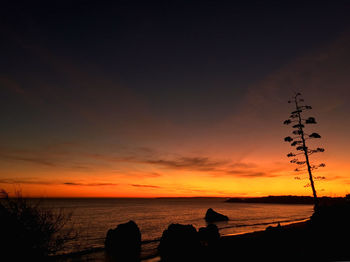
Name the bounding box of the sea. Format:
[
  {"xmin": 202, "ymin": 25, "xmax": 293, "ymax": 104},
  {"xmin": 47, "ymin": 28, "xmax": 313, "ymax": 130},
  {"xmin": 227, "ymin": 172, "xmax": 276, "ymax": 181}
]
[{"xmin": 39, "ymin": 198, "xmax": 314, "ymax": 257}]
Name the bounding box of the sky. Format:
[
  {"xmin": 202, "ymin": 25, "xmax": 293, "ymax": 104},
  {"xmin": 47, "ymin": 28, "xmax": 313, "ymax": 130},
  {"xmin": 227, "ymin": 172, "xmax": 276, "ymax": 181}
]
[{"xmin": 1, "ymin": 0, "xmax": 350, "ymax": 197}]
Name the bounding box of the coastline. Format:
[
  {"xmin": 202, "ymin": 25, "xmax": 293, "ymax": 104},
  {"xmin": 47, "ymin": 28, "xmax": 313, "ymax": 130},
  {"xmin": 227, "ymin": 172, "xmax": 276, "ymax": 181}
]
[
  {"xmin": 48, "ymin": 198, "xmax": 350, "ymax": 261},
  {"xmin": 221, "ymin": 217, "xmax": 309, "ymax": 238},
  {"xmin": 51, "ymin": 218, "xmax": 310, "ymax": 262}
]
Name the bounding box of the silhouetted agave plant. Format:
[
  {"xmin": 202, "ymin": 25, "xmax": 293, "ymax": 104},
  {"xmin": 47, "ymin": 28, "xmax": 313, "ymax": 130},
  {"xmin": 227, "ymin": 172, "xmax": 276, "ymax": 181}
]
[{"xmin": 284, "ymin": 93, "xmax": 325, "ymax": 209}]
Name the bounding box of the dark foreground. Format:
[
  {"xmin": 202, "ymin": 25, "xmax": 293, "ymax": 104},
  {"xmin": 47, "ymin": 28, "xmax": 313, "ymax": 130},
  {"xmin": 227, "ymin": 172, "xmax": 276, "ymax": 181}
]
[
  {"xmin": 219, "ymin": 202, "xmax": 350, "ymax": 262},
  {"xmin": 52, "ymin": 200, "xmax": 350, "ymax": 262}
]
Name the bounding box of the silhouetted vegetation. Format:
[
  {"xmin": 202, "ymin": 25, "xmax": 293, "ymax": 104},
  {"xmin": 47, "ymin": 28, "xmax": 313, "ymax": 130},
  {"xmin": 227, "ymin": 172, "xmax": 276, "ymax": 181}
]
[
  {"xmin": 284, "ymin": 93, "xmax": 325, "ymax": 209},
  {"xmin": 0, "ymin": 190, "xmax": 76, "ymax": 261}
]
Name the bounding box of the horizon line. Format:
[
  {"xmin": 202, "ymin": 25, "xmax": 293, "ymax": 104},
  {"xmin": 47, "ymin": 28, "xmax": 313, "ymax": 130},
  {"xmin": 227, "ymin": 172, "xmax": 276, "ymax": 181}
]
[{"xmin": 2, "ymin": 194, "xmax": 347, "ymax": 199}]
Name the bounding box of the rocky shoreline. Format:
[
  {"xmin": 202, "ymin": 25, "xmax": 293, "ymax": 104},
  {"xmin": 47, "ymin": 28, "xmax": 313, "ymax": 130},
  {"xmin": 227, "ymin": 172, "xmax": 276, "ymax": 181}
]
[
  {"xmin": 52, "ymin": 201, "xmax": 350, "ymax": 261},
  {"xmin": 50, "ymin": 219, "xmax": 309, "ymax": 262}
]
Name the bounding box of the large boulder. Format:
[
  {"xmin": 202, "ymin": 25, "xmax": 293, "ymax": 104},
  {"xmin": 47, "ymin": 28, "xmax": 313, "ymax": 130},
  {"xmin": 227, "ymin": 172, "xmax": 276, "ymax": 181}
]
[
  {"xmin": 105, "ymin": 220, "xmax": 141, "ymax": 261},
  {"xmin": 205, "ymin": 208, "xmax": 228, "ymax": 223},
  {"xmin": 198, "ymin": 224, "xmax": 220, "ymax": 246},
  {"xmin": 158, "ymin": 224, "xmax": 201, "ymax": 261}
]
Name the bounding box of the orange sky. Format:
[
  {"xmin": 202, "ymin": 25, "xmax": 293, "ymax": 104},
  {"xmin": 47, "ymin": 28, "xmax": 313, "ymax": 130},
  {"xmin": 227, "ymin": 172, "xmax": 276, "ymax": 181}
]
[{"xmin": 2, "ymin": 33, "xmax": 350, "ymax": 197}]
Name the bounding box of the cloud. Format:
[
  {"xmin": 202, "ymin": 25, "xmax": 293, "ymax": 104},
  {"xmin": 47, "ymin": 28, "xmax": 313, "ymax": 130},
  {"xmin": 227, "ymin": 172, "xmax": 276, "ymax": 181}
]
[
  {"xmin": 0, "ymin": 152, "xmax": 57, "ymax": 167},
  {"xmin": 0, "ymin": 178, "xmax": 54, "ymax": 185},
  {"xmin": 0, "ymin": 178, "xmax": 118, "ymax": 187},
  {"xmin": 141, "ymin": 156, "xmax": 279, "ymax": 178},
  {"xmin": 145, "ymin": 157, "xmax": 226, "ymax": 172},
  {"xmin": 0, "ymin": 76, "xmax": 26, "ymax": 95},
  {"xmin": 224, "ymin": 171, "xmax": 278, "ymax": 178},
  {"xmin": 241, "ymin": 32, "xmax": 350, "ymax": 119},
  {"xmin": 63, "ymin": 182, "xmax": 118, "ymax": 186},
  {"xmin": 0, "ymin": 145, "xmax": 100, "ymax": 171},
  {"xmin": 130, "ymin": 184, "xmax": 161, "ymax": 188},
  {"xmin": 228, "ymin": 162, "xmax": 258, "ymax": 169},
  {"xmin": 0, "ymin": 144, "xmax": 278, "ymax": 179}
]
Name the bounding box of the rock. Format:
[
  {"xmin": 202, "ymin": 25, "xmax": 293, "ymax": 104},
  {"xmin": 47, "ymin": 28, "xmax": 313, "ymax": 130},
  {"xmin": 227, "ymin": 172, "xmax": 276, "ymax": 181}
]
[
  {"xmin": 105, "ymin": 220, "xmax": 141, "ymax": 261},
  {"xmin": 198, "ymin": 224, "xmax": 220, "ymax": 246},
  {"xmin": 266, "ymin": 222, "xmax": 282, "ymax": 233},
  {"xmin": 205, "ymin": 208, "xmax": 228, "ymax": 223},
  {"xmin": 158, "ymin": 223, "xmax": 201, "ymax": 261}
]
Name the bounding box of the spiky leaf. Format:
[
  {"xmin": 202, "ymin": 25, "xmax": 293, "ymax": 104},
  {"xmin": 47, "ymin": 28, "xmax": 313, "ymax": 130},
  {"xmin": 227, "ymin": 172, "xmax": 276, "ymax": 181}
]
[
  {"xmin": 293, "ymin": 124, "xmax": 304, "ymax": 129},
  {"xmin": 291, "ymin": 141, "xmax": 302, "ymax": 146},
  {"xmin": 296, "ymin": 146, "xmax": 307, "ymax": 151},
  {"xmin": 305, "ymin": 117, "xmax": 316, "ymax": 124},
  {"xmin": 314, "ymin": 176, "xmax": 326, "ymax": 180},
  {"xmin": 284, "ymin": 136, "xmax": 293, "ymax": 142},
  {"xmin": 293, "ymin": 130, "xmax": 302, "ymax": 135},
  {"xmin": 309, "ymin": 133, "xmax": 321, "ymax": 138}
]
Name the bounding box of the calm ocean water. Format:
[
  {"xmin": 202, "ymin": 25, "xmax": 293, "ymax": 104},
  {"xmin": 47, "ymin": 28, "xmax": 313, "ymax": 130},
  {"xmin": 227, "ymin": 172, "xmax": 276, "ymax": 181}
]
[{"xmin": 39, "ymin": 198, "xmax": 313, "ymax": 255}]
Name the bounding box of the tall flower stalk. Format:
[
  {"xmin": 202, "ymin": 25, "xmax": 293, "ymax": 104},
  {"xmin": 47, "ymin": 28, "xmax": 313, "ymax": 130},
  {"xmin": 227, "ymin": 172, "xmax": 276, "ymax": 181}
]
[{"xmin": 284, "ymin": 93, "xmax": 325, "ymax": 209}]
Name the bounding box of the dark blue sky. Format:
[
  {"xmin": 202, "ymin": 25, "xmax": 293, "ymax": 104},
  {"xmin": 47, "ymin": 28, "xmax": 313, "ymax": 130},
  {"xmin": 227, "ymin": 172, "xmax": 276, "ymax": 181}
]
[{"xmin": 2, "ymin": 1, "xmax": 350, "ymax": 123}]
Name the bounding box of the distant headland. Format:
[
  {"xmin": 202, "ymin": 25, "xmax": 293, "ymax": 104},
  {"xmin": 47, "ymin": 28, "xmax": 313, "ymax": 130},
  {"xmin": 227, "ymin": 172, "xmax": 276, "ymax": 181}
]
[{"xmin": 226, "ymin": 195, "xmax": 348, "ymax": 205}]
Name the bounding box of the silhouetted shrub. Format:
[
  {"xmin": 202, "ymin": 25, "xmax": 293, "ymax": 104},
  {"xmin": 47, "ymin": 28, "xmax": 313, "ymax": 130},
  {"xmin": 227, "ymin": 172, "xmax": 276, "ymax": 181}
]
[{"xmin": 0, "ymin": 190, "xmax": 75, "ymax": 261}]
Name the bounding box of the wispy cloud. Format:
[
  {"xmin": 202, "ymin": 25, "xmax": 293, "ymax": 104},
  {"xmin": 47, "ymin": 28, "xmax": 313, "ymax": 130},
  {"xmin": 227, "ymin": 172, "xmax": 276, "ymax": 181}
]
[
  {"xmin": 63, "ymin": 182, "xmax": 118, "ymax": 186},
  {"xmin": 141, "ymin": 156, "xmax": 279, "ymax": 178},
  {"xmin": 0, "ymin": 76, "xmax": 26, "ymax": 95},
  {"xmin": 130, "ymin": 184, "xmax": 161, "ymax": 188},
  {"xmin": 144, "ymin": 157, "xmax": 226, "ymax": 172},
  {"xmin": 222, "ymin": 170, "xmax": 278, "ymax": 178},
  {"xmin": 0, "ymin": 144, "xmax": 279, "ymax": 179},
  {"xmin": 0, "ymin": 178, "xmax": 118, "ymax": 187},
  {"xmin": 0, "ymin": 152, "xmax": 57, "ymax": 167},
  {"xmin": 0, "ymin": 178, "xmax": 54, "ymax": 185}
]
